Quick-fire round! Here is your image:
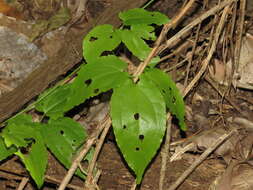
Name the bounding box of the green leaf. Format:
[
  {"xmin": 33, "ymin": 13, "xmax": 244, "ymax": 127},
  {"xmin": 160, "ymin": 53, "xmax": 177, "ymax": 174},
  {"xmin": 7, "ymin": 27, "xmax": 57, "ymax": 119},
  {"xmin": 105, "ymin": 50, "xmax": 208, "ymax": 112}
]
[
  {"xmin": 40, "ymin": 117, "xmax": 87, "ymax": 178},
  {"xmin": 35, "ymin": 84, "xmax": 72, "ymax": 119},
  {"xmin": 83, "ymin": 25, "xmax": 121, "ymax": 63},
  {"xmin": 0, "ymin": 136, "xmax": 17, "ymax": 161},
  {"xmin": 110, "ymin": 77, "xmax": 166, "ymax": 184},
  {"xmin": 2, "ymin": 114, "xmax": 47, "ymax": 188},
  {"xmin": 66, "ymin": 55, "xmax": 130, "ymax": 108},
  {"xmin": 143, "ymin": 68, "xmax": 186, "ymax": 130},
  {"xmin": 117, "ymin": 29, "xmax": 151, "ymax": 61},
  {"xmin": 131, "ymin": 24, "xmax": 156, "ymax": 41},
  {"xmin": 119, "ymin": 8, "xmax": 169, "ymax": 26}
]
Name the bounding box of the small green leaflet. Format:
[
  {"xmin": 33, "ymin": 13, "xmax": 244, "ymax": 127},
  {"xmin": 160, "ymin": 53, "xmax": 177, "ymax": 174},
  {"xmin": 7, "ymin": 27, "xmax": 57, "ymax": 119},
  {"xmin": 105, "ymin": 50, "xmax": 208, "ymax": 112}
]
[
  {"xmin": 83, "ymin": 25, "xmax": 121, "ymax": 63},
  {"xmin": 66, "ymin": 55, "xmax": 130, "ymax": 108},
  {"xmin": 40, "ymin": 117, "xmax": 87, "ymax": 178},
  {"xmin": 0, "ymin": 136, "xmax": 17, "ymax": 161},
  {"xmin": 143, "ymin": 68, "xmax": 186, "ymax": 130},
  {"xmin": 119, "ymin": 8, "xmax": 169, "ymax": 26},
  {"xmin": 2, "ymin": 114, "xmax": 47, "ymax": 188},
  {"xmin": 110, "ymin": 77, "xmax": 166, "ymax": 184}
]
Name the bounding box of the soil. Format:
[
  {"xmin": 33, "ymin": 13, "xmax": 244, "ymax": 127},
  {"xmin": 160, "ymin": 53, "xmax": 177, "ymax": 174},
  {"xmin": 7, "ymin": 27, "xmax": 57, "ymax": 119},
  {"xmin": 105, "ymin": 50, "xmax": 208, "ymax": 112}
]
[{"xmin": 0, "ymin": 0, "xmax": 253, "ymax": 190}]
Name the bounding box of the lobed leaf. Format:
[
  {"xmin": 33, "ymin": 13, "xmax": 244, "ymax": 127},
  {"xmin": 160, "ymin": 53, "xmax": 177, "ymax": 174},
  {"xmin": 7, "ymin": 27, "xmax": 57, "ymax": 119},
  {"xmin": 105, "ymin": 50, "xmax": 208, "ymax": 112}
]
[
  {"xmin": 119, "ymin": 8, "xmax": 169, "ymax": 26},
  {"xmin": 110, "ymin": 77, "xmax": 166, "ymax": 184},
  {"xmin": 40, "ymin": 117, "xmax": 87, "ymax": 178},
  {"xmin": 83, "ymin": 25, "xmax": 121, "ymax": 63},
  {"xmin": 2, "ymin": 114, "xmax": 47, "ymax": 188},
  {"xmin": 143, "ymin": 68, "xmax": 186, "ymax": 130}
]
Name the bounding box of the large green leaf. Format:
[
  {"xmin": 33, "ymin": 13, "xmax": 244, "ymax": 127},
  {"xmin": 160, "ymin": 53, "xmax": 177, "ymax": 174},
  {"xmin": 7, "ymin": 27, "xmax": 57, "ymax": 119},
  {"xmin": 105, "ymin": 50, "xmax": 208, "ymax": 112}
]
[
  {"xmin": 2, "ymin": 114, "xmax": 47, "ymax": 188},
  {"xmin": 66, "ymin": 55, "xmax": 130, "ymax": 108},
  {"xmin": 143, "ymin": 68, "xmax": 186, "ymax": 130},
  {"xmin": 110, "ymin": 77, "xmax": 166, "ymax": 184},
  {"xmin": 35, "ymin": 84, "xmax": 72, "ymax": 119},
  {"xmin": 83, "ymin": 25, "xmax": 121, "ymax": 63},
  {"xmin": 40, "ymin": 117, "xmax": 87, "ymax": 178},
  {"xmin": 119, "ymin": 8, "xmax": 169, "ymax": 26},
  {"xmin": 0, "ymin": 136, "xmax": 17, "ymax": 161}
]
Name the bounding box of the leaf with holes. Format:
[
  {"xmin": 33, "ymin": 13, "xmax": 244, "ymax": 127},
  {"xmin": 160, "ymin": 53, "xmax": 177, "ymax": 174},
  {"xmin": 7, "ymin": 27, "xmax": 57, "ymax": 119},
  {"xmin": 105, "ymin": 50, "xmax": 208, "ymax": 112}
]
[
  {"xmin": 110, "ymin": 77, "xmax": 166, "ymax": 184},
  {"xmin": 143, "ymin": 68, "xmax": 186, "ymax": 130},
  {"xmin": 0, "ymin": 136, "xmax": 17, "ymax": 161},
  {"xmin": 40, "ymin": 117, "xmax": 87, "ymax": 178},
  {"xmin": 2, "ymin": 114, "xmax": 47, "ymax": 188},
  {"xmin": 35, "ymin": 84, "xmax": 72, "ymax": 119},
  {"xmin": 83, "ymin": 24, "xmax": 121, "ymax": 63},
  {"xmin": 66, "ymin": 55, "xmax": 130, "ymax": 108},
  {"xmin": 119, "ymin": 8, "xmax": 169, "ymax": 26}
]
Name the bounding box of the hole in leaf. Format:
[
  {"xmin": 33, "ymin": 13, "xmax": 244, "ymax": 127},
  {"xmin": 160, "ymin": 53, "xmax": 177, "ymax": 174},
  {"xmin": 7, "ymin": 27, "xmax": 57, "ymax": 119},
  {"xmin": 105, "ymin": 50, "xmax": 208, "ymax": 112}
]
[
  {"xmin": 85, "ymin": 79, "xmax": 92, "ymax": 86},
  {"xmin": 123, "ymin": 125, "xmax": 127, "ymax": 129},
  {"xmin": 20, "ymin": 147, "xmax": 29, "ymax": 154},
  {"xmin": 89, "ymin": 36, "xmax": 98, "ymax": 41},
  {"xmin": 169, "ymin": 87, "xmax": 172, "ymax": 92},
  {"xmin": 162, "ymin": 89, "xmax": 166, "ymax": 94},
  {"xmin": 172, "ymin": 96, "xmax": 176, "ymax": 104},
  {"xmin": 109, "ymin": 35, "xmax": 113, "ymax": 38},
  {"xmin": 139, "ymin": 134, "xmax": 144, "ymax": 140},
  {"xmin": 60, "ymin": 130, "xmax": 64, "ymax": 135},
  {"xmin": 94, "ymin": 89, "xmax": 99, "ymax": 94},
  {"xmin": 134, "ymin": 113, "xmax": 139, "ymax": 120},
  {"xmin": 151, "ymin": 14, "xmax": 154, "ymax": 17},
  {"xmin": 135, "ymin": 147, "xmax": 140, "ymax": 151}
]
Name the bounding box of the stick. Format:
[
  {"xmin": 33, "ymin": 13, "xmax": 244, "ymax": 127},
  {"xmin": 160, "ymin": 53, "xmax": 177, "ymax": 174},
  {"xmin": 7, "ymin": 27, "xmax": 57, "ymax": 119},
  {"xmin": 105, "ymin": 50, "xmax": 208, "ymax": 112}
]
[
  {"xmin": 183, "ymin": 3, "xmax": 232, "ymax": 98},
  {"xmin": 167, "ymin": 130, "xmax": 236, "ymax": 190},
  {"xmin": 157, "ymin": 0, "xmax": 238, "ymax": 54},
  {"xmin": 58, "ymin": 116, "xmax": 111, "ymax": 190}
]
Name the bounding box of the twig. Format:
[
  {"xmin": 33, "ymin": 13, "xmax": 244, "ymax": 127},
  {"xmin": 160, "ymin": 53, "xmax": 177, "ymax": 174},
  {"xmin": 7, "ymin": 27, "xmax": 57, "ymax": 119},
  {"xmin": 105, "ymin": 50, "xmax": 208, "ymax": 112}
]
[
  {"xmin": 58, "ymin": 116, "xmax": 111, "ymax": 190},
  {"xmin": 84, "ymin": 115, "xmax": 112, "ymax": 189},
  {"xmin": 183, "ymin": 3, "xmax": 231, "ymax": 98},
  {"xmin": 16, "ymin": 177, "xmax": 29, "ymax": 190},
  {"xmin": 167, "ymin": 129, "xmax": 236, "ymax": 190},
  {"xmin": 159, "ymin": 114, "xmax": 172, "ymax": 190},
  {"xmin": 133, "ymin": 0, "xmax": 197, "ymax": 81},
  {"xmin": 157, "ymin": 0, "xmax": 238, "ymax": 54},
  {"xmin": 234, "ymin": 0, "xmax": 246, "ymax": 73},
  {"xmin": 204, "ymin": 75, "xmax": 246, "ymax": 116}
]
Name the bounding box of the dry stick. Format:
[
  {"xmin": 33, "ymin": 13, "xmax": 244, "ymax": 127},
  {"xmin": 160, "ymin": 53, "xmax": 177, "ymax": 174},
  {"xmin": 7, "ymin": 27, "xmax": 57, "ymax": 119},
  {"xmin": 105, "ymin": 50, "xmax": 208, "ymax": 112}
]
[
  {"xmin": 204, "ymin": 76, "xmax": 246, "ymax": 116},
  {"xmin": 167, "ymin": 130, "xmax": 236, "ymax": 190},
  {"xmin": 157, "ymin": 0, "xmax": 238, "ymax": 54},
  {"xmin": 159, "ymin": 114, "xmax": 172, "ymax": 190},
  {"xmin": 133, "ymin": 0, "xmax": 197, "ymax": 81},
  {"xmin": 234, "ymin": 0, "xmax": 246, "ymax": 73},
  {"xmin": 16, "ymin": 177, "xmax": 29, "ymax": 190},
  {"xmin": 183, "ymin": 3, "xmax": 232, "ymax": 98},
  {"xmin": 58, "ymin": 116, "xmax": 111, "ymax": 190},
  {"xmin": 84, "ymin": 115, "xmax": 112, "ymax": 189}
]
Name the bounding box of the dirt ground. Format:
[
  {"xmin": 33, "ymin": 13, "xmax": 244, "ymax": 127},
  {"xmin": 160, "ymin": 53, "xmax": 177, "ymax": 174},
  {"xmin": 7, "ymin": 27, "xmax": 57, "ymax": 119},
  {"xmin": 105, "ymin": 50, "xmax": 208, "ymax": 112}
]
[{"xmin": 0, "ymin": 0, "xmax": 253, "ymax": 189}]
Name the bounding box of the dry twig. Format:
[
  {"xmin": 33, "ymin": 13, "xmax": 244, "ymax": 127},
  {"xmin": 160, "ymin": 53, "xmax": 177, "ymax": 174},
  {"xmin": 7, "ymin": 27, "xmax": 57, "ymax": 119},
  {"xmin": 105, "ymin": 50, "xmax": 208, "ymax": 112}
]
[{"xmin": 167, "ymin": 129, "xmax": 236, "ymax": 190}]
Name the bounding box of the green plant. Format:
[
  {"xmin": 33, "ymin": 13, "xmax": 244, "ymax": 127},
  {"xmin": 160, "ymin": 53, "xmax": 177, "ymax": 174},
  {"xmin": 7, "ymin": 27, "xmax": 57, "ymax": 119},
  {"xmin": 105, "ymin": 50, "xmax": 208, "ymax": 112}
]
[{"xmin": 0, "ymin": 8, "xmax": 186, "ymax": 187}]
